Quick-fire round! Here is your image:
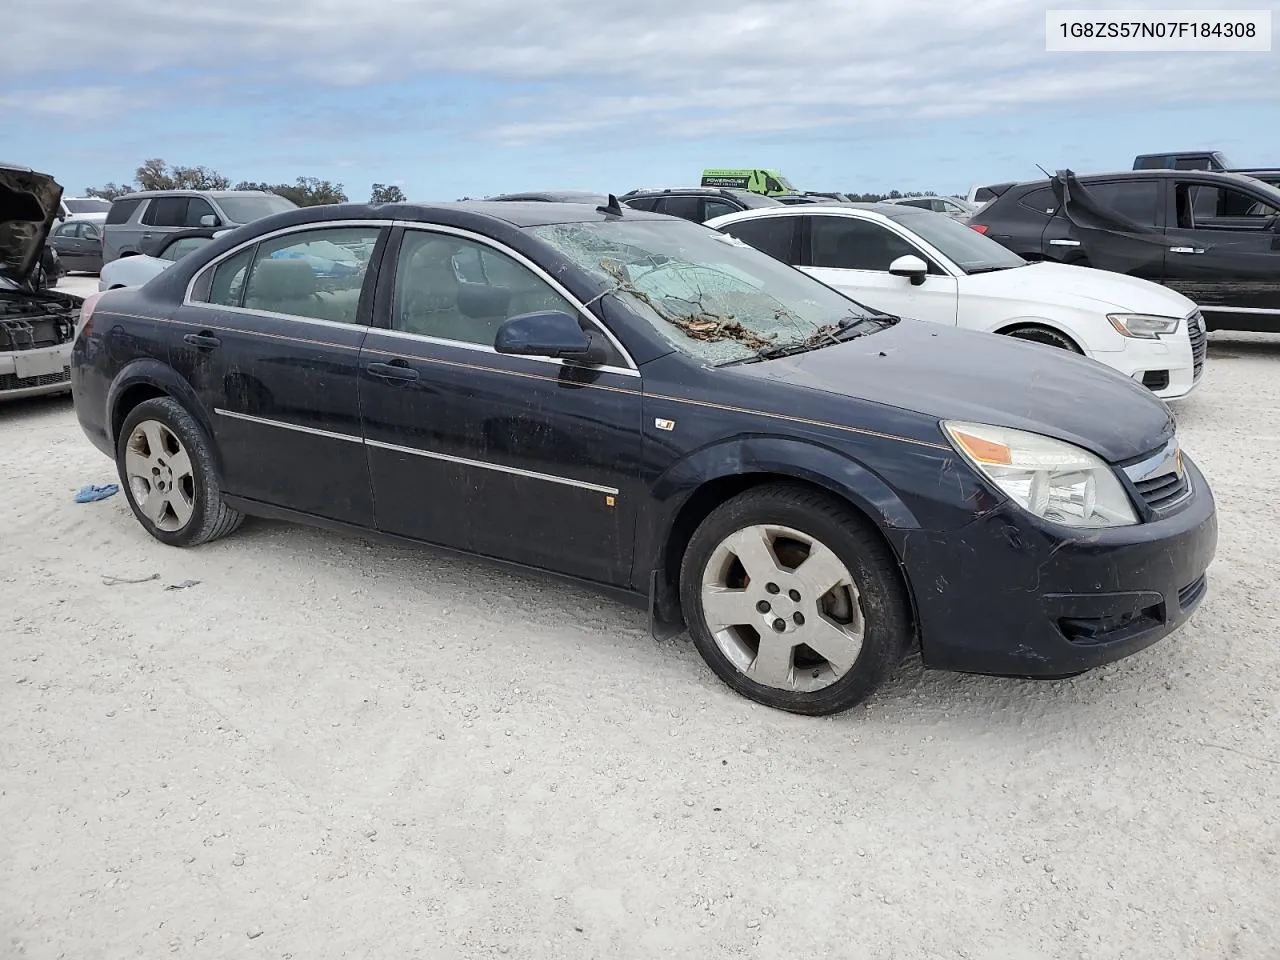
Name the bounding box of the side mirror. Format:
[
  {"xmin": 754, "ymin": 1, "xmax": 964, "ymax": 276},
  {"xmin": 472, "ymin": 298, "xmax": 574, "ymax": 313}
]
[
  {"xmin": 889, "ymin": 254, "xmax": 928, "ymax": 285},
  {"xmin": 199, "ymin": 214, "xmax": 219, "ymax": 227},
  {"xmin": 494, "ymin": 310, "xmax": 607, "ymax": 364}
]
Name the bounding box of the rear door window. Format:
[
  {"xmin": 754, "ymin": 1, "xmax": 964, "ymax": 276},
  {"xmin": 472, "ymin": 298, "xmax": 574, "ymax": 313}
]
[
  {"xmin": 623, "ymin": 196, "xmax": 657, "ymax": 212},
  {"xmin": 802, "ymin": 215, "xmax": 925, "ymax": 271},
  {"xmin": 1081, "ymin": 179, "xmax": 1161, "ymax": 226},
  {"xmin": 716, "ymin": 216, "xmax": 797, "ymax": 263},
  {"xmin": 143, "ymin": 196, "xmax": 192, "ymax": 227},
  {"xmin": 654, "ymin": 196, "xmax": 702, "ymax": 221}
]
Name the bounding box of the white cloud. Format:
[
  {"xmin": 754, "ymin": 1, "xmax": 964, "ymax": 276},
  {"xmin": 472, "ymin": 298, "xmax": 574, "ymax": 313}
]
[{"xmin": 4, "ymin": 0, "xmax": 1277, "ymax": 143}]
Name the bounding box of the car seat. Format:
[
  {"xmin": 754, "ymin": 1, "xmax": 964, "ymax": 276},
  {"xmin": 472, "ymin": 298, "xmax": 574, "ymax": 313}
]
[{"xmin": 243, "ymin": 258, "xmax": 319, "ymax": 317}]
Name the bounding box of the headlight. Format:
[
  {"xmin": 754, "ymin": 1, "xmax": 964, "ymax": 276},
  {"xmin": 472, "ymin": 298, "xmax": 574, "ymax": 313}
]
[
  {"xmin": 1107, "ymin": 313, "xmax": 1180, "ymax": 339},
  {"xmin": 943, "ymin": 421, "xmax": 1139, "ymax": 527}
]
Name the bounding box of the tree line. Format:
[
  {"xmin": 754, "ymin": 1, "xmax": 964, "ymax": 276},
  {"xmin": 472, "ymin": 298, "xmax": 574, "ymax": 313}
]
[
  {"xmin": 85, "ymin": 161, "xmax": 959, "ymax": 207},
  {"xmin": 85, "ymin": 159, "xmax": 407, "ymax": 205}
]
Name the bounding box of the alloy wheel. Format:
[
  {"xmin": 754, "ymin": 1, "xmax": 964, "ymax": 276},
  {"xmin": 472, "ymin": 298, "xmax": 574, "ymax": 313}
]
[
  {"xmin": 123, "ymin": 420, "xmax": 196, "ymax": 532},
  {"xmin": 699, "ymin": 523, "xmax": 865, "ymax": 692}
]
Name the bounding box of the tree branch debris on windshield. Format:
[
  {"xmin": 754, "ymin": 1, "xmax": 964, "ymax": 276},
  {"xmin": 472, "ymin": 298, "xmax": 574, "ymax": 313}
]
[{"xmin": 598, "ymin": 257, "xmax": 779, "ymax": 351}]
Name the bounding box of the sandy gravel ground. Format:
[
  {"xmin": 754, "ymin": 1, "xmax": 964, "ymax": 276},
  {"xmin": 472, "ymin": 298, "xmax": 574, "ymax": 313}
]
[{"xmin": 3, "ymin": 285, "xmax": 1278, "ymax": 959}]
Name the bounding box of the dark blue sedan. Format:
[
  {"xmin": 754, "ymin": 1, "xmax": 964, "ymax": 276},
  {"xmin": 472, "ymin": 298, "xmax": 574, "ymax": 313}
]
[{"xmin": 68, "ymin": 199, "xmax": 1217, "ymax": 715}]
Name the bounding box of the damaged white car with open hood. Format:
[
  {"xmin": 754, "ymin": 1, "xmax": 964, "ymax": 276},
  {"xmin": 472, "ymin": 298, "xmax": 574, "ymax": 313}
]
[{"xmin": 1, "ymin": 162, "xmax": 84, "ymax": 400}]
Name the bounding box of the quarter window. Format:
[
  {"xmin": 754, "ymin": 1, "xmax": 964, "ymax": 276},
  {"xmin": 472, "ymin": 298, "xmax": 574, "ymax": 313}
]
[
  {"xmin": 238, "ymin": 227, "xmax": 381, "ymax": 324},
  {"xmin": 803, "ymin": 216, "xmax": 925, "ymax": 271},
  {"xmin": 1017, "ymin": 187, "xmax": 1058, "ymax": 216},
  {"xmin": 391, "ymin": 231, "xmax": 609, "ymax": 355},
  {"xmin": 105, "ymin": 198, "xmax": 143, "ymax": 224}
]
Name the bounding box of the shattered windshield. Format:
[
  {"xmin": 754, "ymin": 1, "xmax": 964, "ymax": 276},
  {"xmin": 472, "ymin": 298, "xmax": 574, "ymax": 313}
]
[{"xmin": 527, "ymin": 218, "xmax": 886, "ymax": 364}]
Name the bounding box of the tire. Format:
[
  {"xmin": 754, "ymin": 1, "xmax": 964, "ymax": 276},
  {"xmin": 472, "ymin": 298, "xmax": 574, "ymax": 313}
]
[
  {"xmin": 115, "ymin": 397, "xmax": 244, "ymax": 547},
  {"xmin": 1004, "ymin": 325, "xmax": 1082, "ymax": 353},
  {"xmin": 678, "ymin": 482, "xmax": 912, "ymax": 716}
]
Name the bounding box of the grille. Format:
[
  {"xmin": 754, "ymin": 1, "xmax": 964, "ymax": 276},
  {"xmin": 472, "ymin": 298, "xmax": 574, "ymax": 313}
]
[
  {"xmin": 1187, "ymin": 310, "xmax": 1207, "ymax": 381},
  {"xmin": 0, "ymin": 368, "xmax": 71, "ymax": 391},
  {"xmin": 1134, "ymin": 469, "xmax": 1189, "ymax": 510}
]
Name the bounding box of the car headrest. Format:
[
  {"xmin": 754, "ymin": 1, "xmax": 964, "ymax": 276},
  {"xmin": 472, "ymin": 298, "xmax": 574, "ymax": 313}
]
[{"xmin": 251, "ymin": 257, "xmax": 316, "ymax": 300}]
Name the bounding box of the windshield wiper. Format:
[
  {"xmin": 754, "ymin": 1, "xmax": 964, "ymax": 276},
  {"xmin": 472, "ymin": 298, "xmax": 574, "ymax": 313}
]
[{"xmin": 718, "ymin": 313, "xmax": 885, "ymax": 366}]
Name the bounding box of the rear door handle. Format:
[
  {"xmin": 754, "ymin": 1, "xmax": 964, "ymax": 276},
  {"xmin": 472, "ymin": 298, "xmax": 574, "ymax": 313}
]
[
  {"xmin": 183, "ymin": 332, "xmax": 221, "ymax": 349},
  {"xmin": 1169, "ymin": 246, "xmax": 1204, "ymax": 254},
  {"xmin": 367, "ymin": 360, "xmax": 419, "ymax": 382},
  {"xmin": 1048, "ymin": 238, "xmax": 1081, "ymax": 247}
]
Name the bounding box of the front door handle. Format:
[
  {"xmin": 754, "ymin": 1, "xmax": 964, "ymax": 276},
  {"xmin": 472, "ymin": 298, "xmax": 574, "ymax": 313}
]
[
  {"xmin": 183, "ymin": 331, "xmax": 221, "ymax": 349},
  {"xmin": 367, "ymin": 360, "xmax": 419, "ymax": 382},
  {"xmin": 1048, "ymin": 238, "xmax": 1081, "ymax": 247},
  {"xmin": 1169, "ymin": 246, "xmax": 1205, "ymax": 254}
]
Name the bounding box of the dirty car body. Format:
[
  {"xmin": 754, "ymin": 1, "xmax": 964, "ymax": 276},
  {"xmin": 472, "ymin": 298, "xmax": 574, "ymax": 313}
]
[
  {"xmin": 70, "ymin": 201, "xmax": 1216, "ymax": 712},
  {"xmin": 1, "ymin": 162, "xmax": 83, "ymax": 400}
]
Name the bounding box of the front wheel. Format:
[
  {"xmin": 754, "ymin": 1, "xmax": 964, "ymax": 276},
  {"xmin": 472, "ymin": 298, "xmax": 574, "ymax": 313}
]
[
  {"xmin": 115, "ymin": 397, "xmax": 244, "ymax": 547},
  {"xmin": 679, "ymin": 483, "xmax": 912, "ymax": 716}
]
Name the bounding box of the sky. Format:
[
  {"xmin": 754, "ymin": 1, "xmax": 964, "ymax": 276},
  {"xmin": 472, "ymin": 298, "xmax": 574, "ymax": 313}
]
[{"xmin": 3, "ymin": 0, "xmax": 1278, "ymax": 203}]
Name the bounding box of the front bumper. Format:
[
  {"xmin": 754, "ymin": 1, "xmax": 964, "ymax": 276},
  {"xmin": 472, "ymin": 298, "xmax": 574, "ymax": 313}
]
[
  {"xmin": 0, "ymin": 342, "xmax": 74, "ymax": 400},
  {"xmin": 903, "ymin": 457, "xmax": 1217, "ymax": 678},
  {"xmin": 1105, "ymin": 333, "xmax": 1199, "ymax": 400}
]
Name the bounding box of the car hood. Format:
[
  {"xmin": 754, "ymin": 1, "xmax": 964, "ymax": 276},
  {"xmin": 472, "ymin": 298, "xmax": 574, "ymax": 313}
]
[
  {"xmin": 962, "ymin": 261, "xmax": 1197, "ymax": 316},
  {"xmin": 731, "ymin": 318, "xmax": 1174, "ymax": 463},
  {"xmin": 1, "ymin": 166, "xmax": 63, "ymax": 285}
]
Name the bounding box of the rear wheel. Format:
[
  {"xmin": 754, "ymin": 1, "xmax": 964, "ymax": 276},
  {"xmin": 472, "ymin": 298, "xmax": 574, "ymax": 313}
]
[
  {"xmin": 1004, "ymin": 325, "xmax": 1082, "ymax": 353},
  {"xmin": 115, "ymin": 397, "xmax": 243, "ymax": 547},
  {"xmin": 679, "ymin": 483, "xmax": 912, "ymax": 716}
]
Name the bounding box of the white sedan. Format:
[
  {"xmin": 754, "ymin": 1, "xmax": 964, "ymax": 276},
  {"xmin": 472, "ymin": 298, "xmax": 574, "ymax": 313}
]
[
  {"xmin": 98, "ymin": 230, "xmax": 225, "ymax": 290},
  {"xmin": 705, "ymin": 204, "xmax": 1204, "ymax": 400}
]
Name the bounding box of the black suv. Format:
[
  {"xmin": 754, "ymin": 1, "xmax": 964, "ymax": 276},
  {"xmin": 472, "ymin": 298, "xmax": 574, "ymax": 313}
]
[
  {"xmin": 969, "ymin": 169, "xmax": 1280, "ymax": 332},
  {"xmin": 619, "ymin": 187, "xmax": 782, "ymax": 223}
]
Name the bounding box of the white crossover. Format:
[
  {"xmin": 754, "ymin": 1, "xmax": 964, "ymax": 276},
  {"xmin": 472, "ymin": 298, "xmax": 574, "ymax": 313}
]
[{"xmin": 706, "ymin": 204, "xmax": 1205, "ymax": 400}]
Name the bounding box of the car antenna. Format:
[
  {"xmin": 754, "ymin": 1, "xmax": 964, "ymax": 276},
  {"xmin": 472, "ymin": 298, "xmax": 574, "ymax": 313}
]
[
  {"xmin": 596, "ymin": 193, "xmax": 624, "ymax": 217},
  {"xmin": 1035, "ymin": 163, "xmax": 1052, "ymax": 178}
]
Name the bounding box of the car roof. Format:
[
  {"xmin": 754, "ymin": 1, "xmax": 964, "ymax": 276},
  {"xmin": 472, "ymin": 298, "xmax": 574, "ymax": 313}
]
[
  {"xmin": 194, "ymin": 199, "xmax": 672, "ymax": 230},
  {"xmin": 624, "ymin": 186, "xmax": 755, "ymax": 197},
  {"xmin": 996, "ymin": 168, "xmax": 1274, "ymax": 194},
  {"xmin": 113, "ymin": 189, "xmax": 281, "ymax": 200},
  {"xmin": 484, "ymin": 190, "xmax": 608, "ymax": 202},
  {"xmin": 708, "ymin": 202, "xmax": 906, "ymax": 224}
]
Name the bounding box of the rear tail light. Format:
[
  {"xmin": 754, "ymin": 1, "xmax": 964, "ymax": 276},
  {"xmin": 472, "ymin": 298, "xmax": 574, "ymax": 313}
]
[
  {"xmin": 76, "ymin": 291, "xmax": 105, "ymax": 340},
  {"xmin": 969, "ymin": 223, "xmax": 989, "ymax": 234}
]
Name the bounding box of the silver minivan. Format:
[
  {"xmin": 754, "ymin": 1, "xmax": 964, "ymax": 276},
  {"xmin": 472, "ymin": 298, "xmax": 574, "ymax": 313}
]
[{"xmin": 102, "ymin": 190, "xmax": 297, "ymax": 264}]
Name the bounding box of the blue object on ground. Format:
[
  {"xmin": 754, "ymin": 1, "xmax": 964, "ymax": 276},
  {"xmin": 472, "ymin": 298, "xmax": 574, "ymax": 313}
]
[{"xmin": 75, "ymin": 483, "xmax": 119, "ymax": 503}]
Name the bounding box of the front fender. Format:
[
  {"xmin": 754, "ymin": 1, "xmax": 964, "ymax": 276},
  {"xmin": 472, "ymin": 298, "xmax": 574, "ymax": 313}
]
[
  {"xmin": 639, "ymin": 435, "xmax": 923, "ymax": 582},
  {"xmin": 984, "ymin": 311, "xmax": 1122, "ymax": 355}
]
